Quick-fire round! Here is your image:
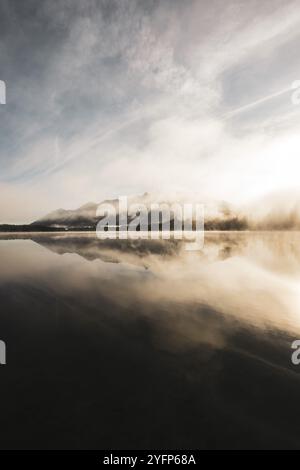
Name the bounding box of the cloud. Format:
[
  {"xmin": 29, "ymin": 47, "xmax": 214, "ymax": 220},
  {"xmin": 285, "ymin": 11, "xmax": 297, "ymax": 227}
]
[{"xmin": 1, "ymin": 0, "xmax": 300, "ymax": 222}]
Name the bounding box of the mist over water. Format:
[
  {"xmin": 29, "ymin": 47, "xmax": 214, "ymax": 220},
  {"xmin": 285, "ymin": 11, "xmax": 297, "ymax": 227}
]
[{"xmin": 0, "ymin": 232, "xmax": 300, "ymax": 449}]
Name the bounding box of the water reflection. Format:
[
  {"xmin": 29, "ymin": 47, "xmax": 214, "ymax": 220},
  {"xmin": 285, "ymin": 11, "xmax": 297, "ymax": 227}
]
[{"xmin": 0, "ymin": 232, "xmax": 300, "ymax": 449}]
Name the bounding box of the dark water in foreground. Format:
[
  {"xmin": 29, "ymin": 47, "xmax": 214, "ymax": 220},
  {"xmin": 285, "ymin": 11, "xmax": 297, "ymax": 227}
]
[{"xmin": 0, "ymin": 232, "xmax": 300, "ymax": 449}]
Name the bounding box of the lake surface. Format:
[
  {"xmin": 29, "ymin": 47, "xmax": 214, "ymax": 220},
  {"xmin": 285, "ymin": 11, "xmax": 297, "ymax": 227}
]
[{"xmin": 0, "ymin": 232, "xmax": 300, "ymax": 449}]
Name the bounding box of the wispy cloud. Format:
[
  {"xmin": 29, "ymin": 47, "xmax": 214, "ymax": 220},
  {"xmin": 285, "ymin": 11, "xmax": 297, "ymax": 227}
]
[{"xmin": 1, "ymin": 0, "xmax": 300, "ymax": 222}]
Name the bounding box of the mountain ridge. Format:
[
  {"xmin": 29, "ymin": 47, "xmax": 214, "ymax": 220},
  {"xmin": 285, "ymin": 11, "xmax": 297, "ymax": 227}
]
[
  {"xmin": 2, "ymin": 191, "xmax": 300, "ymax": 232},
  {"xmin": 0, "ymin": 193, "xmax": 248, "ymax": 232}
]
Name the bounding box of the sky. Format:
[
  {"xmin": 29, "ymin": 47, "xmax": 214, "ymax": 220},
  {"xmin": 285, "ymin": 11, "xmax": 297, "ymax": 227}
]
[{"xmin": 1, "ymin": 0, "xmax": 300, "ymax": 223}]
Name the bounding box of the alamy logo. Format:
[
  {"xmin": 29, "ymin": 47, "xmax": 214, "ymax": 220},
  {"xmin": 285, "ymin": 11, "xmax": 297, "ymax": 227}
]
[
  {"xmin": 0, "ymin": 340, "xmax": 6, "ymax": 365},
  {"xmin": 0, "ymin": 80, "xmax": 6, "ymax": 104},
  {"xmin": 291, "ymin": 340, "xmax": 300, "ymax": 365},
  {"xmin": 96, "ymin": 196, "xmax": 205, "ymax": 251},
  {"xmin": 291, "ymin": 81, "xmax": 300, "ymax": 105}
]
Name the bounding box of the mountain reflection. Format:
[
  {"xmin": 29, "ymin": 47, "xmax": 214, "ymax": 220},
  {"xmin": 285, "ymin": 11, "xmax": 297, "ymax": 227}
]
[{"xmin": 0, "ymin": 232, "xmax": 300, "ymax": 449}]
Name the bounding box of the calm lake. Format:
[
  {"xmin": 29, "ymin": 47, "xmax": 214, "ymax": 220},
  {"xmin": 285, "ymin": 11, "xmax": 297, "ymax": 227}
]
[{"xmin": 0, "ymin": 232, "xmax": 300, "ymax": 449}]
